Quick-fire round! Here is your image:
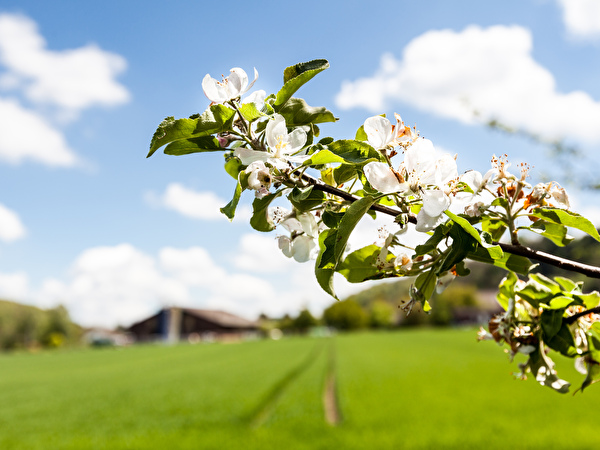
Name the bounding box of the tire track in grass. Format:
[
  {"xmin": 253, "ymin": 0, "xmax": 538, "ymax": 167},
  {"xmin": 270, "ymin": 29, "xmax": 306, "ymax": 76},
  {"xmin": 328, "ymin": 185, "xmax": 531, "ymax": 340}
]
[
  {"xmin": 323, "ymin": 339, "xmax": 342, "ymax": 426},
  {"xmin": 247, "ymin": 341, "xmax": 324, "ymax": 428}
]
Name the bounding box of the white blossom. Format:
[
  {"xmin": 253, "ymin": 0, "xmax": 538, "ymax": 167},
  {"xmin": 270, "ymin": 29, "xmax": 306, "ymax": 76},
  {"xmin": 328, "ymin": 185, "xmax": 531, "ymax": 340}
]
[
  {"xmin": 245, "ymin": 161, "xmax": 271, "ymax": 198},
  {"xmin": 202, "ymin": 67, "xmax": 258, "ymax": 103},
  {"xmin": 234, "ymin": 114, "xmax": 307, "ymax": 169}
]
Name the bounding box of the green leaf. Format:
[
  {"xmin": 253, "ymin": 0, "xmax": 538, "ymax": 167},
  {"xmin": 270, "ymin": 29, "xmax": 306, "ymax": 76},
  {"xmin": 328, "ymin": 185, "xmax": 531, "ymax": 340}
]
[
  {"xmin": 541, "ymin": 308, "xmax": 565, "ymax": 340},
  {"xmin": 554, "ymin": 276, "xmax": 582, "ymax": 293},
  {"xmin": 288, "ymin": 187, "xmax": 326, "ymax": 213},
  {"xmin": 515, "ymin": 277, "xmax": 556, "ymax": 308},
  {"xmin": 438, "ymin": 223, "xmax": 478, "ymax": 274},
  {"xmin": 530, "ymin": 207, "xmax": 600, "ymax": 242},
  {"xmin": 315, "ymin": 229, "xmax": 337, "ymax": 299},
  {"xmin": 224, "ymin": 157, "xmax": 243, "ymax": 180},
  {"xmin": 574, "ymin": 291, "xmax": 600, "ymax": 309},
  {"xmin": 333, "ymin": 164, "xmax": 359, "ymax": 185},
  {"xmin": 544, "ymin": 296, "xmax": 575, "ymax": 310},
  {"xmin": 302, "ymin": 149, "xmax": 346, "ymax": 166},
  {"xmin": 546, "ymin": 324, "xmax": 578, "ymax": 357},
  {"xmin": 481, "ymin": 217, "xmax": 507, "ymax": 242},
  {"xmin": 322, "ymin": 211, "xmax": 345, "ymax": 228},
  {"xmin": 327, "ymin": 140, "xmax": 384, "ymax": 164},
  {"xmin": 415, "ymin": 222, "xmax": 452, "ymax": 256},
  {"xmin": 355, "ymin": 125, "xmax": 367, "ymax": 141},
  {"xmin": 414, "ymin": 270, "xmax": 437, "ymax": 304},
  {"xmin": 467, "ymin": 246, "xmax": 534, "ymax": 276},
  {"xmin": 249, "ymin": 191, "xmax": 283, "ymax": 232},
  {"xmin": 239, "ymin": 102, "xmax": 265, "ymax": 122},
  {"xmin": 529, "ymin": 273, "xmax": 561, "ymax": 296},
  {"xmin": 277, "ymin": 97, "xmax": 336, "ymax": 128},
  {"xmin": 163, "ymin": 136, "xmax": 222, "ymax": 155},
  {"xmin": 496, "ymin": 271, "xmax": 518, "ymax": 310},
  {"xmin": 527, "ymin": 345, "xmax": 570, "ymax": 393},
  {"xmin": 314, "ymin": 197, "xmax": 376, "ymax": 298},
  {"xmin": 275, "ymin": 59, "xmax": 330, "ymax": 109},
  {"xmin": 147, "ymin": 105, "xmax": 236, "ymax": 157},
  {"xmin": 528, "ymin": 221, "xmax": 574, "ymax": 247},
  {"xmin": 220, "ymin": 181, "xmax": 243, "ymax": 220},
  {"xmin": 445, "ymin": 211, "xmax": 503, "ymax": 259},
  {"xmin": 337, "ymin": 245, "xmax": 388, "ymax": 283}
]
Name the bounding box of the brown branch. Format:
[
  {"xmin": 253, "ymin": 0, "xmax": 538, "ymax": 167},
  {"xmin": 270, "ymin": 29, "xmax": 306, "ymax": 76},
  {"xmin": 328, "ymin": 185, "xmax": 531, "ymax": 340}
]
[
  {"xmin": 497, "ymin": 243, "xmax": 600, "ymax": 279},
  {"xmin": 564, "ymin": 306, "xmax": 600, "ymax": 325},
  {"xmin": 302, "ymin": 175, "xmax": 411, "ymax": 219},
  {"xmin": 301, "ymin": 173, "xmax": 600, "ymax": 280}
]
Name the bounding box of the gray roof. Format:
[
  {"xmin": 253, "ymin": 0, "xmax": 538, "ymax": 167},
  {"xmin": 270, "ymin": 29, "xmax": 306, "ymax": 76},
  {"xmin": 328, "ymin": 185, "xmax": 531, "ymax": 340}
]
[{"xmin": 182, "ymin": 308, "xmax": 258, "ymax": 329}]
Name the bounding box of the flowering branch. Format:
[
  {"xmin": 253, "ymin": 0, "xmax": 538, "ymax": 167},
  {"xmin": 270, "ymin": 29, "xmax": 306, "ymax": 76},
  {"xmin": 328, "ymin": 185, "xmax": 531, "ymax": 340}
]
[
  {"xmin": 148, "ymin": 60, "xmax": 600, "ymax": 394},
  {"xmin": 305, "ymin": 172, "xmax": 600, "ymax": 280}
]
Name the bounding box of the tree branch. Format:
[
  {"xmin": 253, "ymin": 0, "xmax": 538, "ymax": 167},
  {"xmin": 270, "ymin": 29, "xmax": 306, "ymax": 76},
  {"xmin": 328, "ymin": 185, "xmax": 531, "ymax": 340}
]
[
  {"xmin": 302, "ymin": 174, "xmax": 600, "ymax": 280},
  {"xmin": 497, "ymin": 243, "xmax": 600, "ymax": 279},
  {"xmin": 302, "ymin": 174, "xmax": 412, "ymax": 221},
  {"xmin": 564, "ymin": 306, "xmax": 600, "ymax": 325}
]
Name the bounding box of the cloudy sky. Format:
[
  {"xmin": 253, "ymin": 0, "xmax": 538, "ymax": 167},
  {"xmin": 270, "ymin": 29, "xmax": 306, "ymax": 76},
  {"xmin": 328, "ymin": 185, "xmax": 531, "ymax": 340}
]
[{"xmin": 0, "ymin": 0, "xmax": 599, "ymax": 328}]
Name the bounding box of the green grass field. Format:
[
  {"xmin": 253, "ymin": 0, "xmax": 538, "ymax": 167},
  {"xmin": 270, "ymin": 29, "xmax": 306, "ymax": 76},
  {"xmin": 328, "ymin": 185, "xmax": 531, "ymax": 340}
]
[{"xmin": 0, "ymin": 329, "xmax": 598, "ymax": 449}]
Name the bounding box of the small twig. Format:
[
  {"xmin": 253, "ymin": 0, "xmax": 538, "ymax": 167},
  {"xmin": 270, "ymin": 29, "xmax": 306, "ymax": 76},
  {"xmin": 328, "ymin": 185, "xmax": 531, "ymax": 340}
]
[{"xmin": 564, "ymin": 306, "xmax": 600, "ymax": 325}]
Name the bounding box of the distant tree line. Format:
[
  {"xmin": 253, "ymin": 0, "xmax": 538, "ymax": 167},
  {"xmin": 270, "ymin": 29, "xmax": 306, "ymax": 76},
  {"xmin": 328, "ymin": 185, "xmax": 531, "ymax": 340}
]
[
  {"xmin": 260, "ymin": 281, "xmax": 484, "ymax": 334},
  {"xmin": 0, "ymin": 300, "xmax": 81, "ymax": 350}
]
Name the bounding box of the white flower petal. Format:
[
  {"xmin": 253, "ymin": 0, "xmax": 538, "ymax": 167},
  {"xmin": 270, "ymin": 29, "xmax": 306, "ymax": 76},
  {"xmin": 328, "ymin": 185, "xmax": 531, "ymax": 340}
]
[
  {"xmin": 364, "ymin": 116, "xmax": 393, "ymax": 149},
  {"xmin": 364, "ymin": 162, "xmax": 406, "ymax": 193},
  {"xmin": 422, "ymin": 189, "xmax": 450, "ymax": 217},
  {"xmin": 278, "ymin": 236, "xmax": 293, "ymax": 258},
  {"xmin": 291, "ymin": 235, "xmax": 316, "ymax": 262},
  {"xmin": 415, "ymin": 208, "xmax": 445, "ymax": 232},
  {"xmin": 266, "ymin": 114, "xmax": 287, "ymax": 150},
  {"xmin": 228, "ymin": 67, "xmax": 248, "ymax": 97},
  {"xmin": 243, "ymin": 89, "xmax": 266, "ymax": 109},
  {"xmin": 298, "ymin": 213, "xmax": 318, "ymax": 237},
  {"xmin": 287, "ymin": 128, "xmax": 307, "ymax": 154},
  {"xmin": 460, "ymin": 170, "xmax": 483, "ymax": 192},
  {"xmin": 234, "ymin": 148, "xmax": 269, "ymax": 165},
  {"xmin": 202, "ymin": 74, "xmax": 228, "ymax": 103}
]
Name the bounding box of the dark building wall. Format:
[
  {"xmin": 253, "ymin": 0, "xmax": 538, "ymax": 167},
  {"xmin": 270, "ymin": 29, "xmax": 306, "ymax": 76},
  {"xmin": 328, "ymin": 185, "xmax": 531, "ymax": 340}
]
[{"xmin": 128, "ymin": 309, "xmax": 258, "ymax": 342}]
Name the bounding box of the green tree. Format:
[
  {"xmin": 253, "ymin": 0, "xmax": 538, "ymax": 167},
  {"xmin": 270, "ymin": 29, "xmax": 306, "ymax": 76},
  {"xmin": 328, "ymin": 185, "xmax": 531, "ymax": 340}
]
[
  {"xmin": 323, "ymin": 300, "xmax": 368, "ymax": 331},
  {"xmin": 369, "ymin": 300, "xmax": 396, "ymax": 328},
  {"xmin": 291, "ymin": 309, "xmax": 318, "ymax": 333}
]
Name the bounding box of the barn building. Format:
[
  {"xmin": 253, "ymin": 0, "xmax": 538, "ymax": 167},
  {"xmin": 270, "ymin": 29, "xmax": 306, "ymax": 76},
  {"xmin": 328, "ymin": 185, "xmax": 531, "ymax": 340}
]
[{"xmin": 127, "ymin": 307, "xmax": 260, "ymax": 343}]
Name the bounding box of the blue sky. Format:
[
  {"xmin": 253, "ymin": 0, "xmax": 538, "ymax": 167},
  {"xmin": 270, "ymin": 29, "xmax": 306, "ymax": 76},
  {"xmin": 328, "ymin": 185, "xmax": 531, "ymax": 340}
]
[{"xmin": 0, "ymin": 0, "xmax": 599, "ymax": 327}]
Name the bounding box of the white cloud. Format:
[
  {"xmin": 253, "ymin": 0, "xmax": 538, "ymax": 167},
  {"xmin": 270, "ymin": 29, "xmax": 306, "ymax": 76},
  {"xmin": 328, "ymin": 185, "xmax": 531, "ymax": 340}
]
[
  {"xmin": 557, "ymin": 0, "xmax": 600, "ymax": 38},
  {"xmin": 0, "ymin": 220, "xmax": 415, "ymax": 327},
  {"xmin": 160, "ymin": 246, "xmax": 227, "ymax": 286},
  {"xmin": 0, "ymin": 13, "xmax": 129, "ymax": 113},
  {"xmin": 0, "ymin": 271, "xmax": 29, "ymax": 300},
  {"xmin": 233, "ymin": 233, "xmax": 296, "ymax": 273},
  {"xmin": 0, "ymin": 202, "xmax": 26, "ymax": 242},
  {"xmin": 0, "ymin": 98, "xmax": 78, "ymax": 166},
  {"xmin": 335, "ymin": 25, "xmax": 600, "ymax": 144},
  {"xmin": 0, "ymin": 13, "xmax": 129, "ymax": 168},
  {"xmin": 151, "ymin": 183, "xmax": 251, "ymax": 222}
]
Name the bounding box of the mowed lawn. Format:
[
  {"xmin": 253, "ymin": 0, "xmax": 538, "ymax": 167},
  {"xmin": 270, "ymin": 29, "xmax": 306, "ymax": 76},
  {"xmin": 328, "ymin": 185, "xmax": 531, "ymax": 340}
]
[{"xmin": 0, "ymin": 329, "xmax": 598, "ymax": 449}]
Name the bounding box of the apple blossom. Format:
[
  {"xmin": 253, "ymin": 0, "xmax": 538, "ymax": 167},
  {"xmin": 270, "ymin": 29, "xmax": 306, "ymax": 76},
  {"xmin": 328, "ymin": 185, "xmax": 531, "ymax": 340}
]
[
  {"xmin": 234, "ymin": 114, "xmax": 307, "ymax": 169},
  {"xmin": 276, "ymin": 211, "xmax": 320, "ymax": 262},
  {"xmin": 245, "ymin": 161, "xmax": 272, "ymax": 198},
  {"xmin": 202, "ymin": 67, "xmax": 258, "ymax": 103}
]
